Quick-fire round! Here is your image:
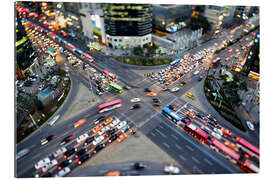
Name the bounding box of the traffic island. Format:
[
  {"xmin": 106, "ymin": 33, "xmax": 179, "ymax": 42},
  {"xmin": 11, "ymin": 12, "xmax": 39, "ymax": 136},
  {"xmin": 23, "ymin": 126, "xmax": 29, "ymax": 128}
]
[
  {"xmin": 16, "ymin": 71, "xmax": 71, "ymax": 143},
  {"xmin": 203, "ymin": 75, "xmax": 246, "ymax": 132}
]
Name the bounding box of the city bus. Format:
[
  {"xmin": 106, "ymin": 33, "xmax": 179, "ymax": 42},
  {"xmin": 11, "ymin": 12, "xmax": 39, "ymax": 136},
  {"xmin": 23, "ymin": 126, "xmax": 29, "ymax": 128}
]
[
  {"xmin": 83, "ymin": 53, "xmax": 94, "ymax": 62},
  {"xmin": 184, "ymin": 123, "xmax": 209, "ymax": 143},
  {"xmin": 109, "ymin": 83, "xmax": 123, "ymax": 93},
  {"xmin": 236, "ymin": 137, "xmax": 259, "ymax": 156},
  {"xmin": 98, "ymin": 99, "xmax": 122, "ymax": 113},
  {"xmin": 170, "ymin": 59, "xmax": 181, "ymax": 67},
  {"xmin": 240, "ymin": 159, "xmax": 259, "ymax": 173},
  {"xmin": 210, "ymin": 138, "xmax": 240, "ymax": 164},
  {"xmin": 75, "ymin": 48, "xmax": 84, "ymax": 57},
  {"xmin": 162, "ymin": 107, "xmax": 181, "ymax": 124},
  {"xmin": 103, "ymin": 70, "xmax": 116, "ymax": 79}
]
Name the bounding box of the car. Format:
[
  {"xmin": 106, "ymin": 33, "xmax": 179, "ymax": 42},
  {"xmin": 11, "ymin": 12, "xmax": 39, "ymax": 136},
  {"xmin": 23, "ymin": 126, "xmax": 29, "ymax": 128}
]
[
  {"xmin": 117, "ymin": 133, "xmax": 127, "ymax": 142},
  {"xmin": 92, "ymin": 135, "xmax": 105, "ymax": 146},
  {"xmin": 123, "ymin": 85, "xmax": 131, "ymax": 90},
  {"xmin": 162, "ymin": 87, "xmax": 169, "ymax": 91},
  {"xmin": 47, "ymin": 114, "xmax": 60, "ymax": 126},
  {"xmin": 110, "ymin": 117, "xmax": 120, "ymax": 128},
  {"xmin": 133, "ymin": 162, "xmax": 147, "ymax": 169},
  {"xmin": 225, "ymin": 57, "xmax": 230, "ymax": 61},
  {"xmin": 84, "ymin": 136, "xmax": 95, "ymax": 146},
  {"xmin": 73, "ymin": 118, "xmax": 87, "ymax": 128},
  {"xmin": 221, "ymin": 128, "xmax": 233, "ymax": 137},
  {"xmin": 52, "ymin": 147, "xmax": 67, "ymax": 158},
  {"xmin": 98, "ymin": 126, "xmax": 110, "ymax": 136},
  {"xmin": 213, "ymin": 128, "xmax": 223, "ymax": 136},
  {"xmin": 246, "ymin": 121, "xmax": 255, "ymax": 131},
  {"xmin": 105, "ymin": 170, "xmax": 120, "ymax": 176},
  {"xmin": 96, "ymin": 90, "xmax": 103, "ymax": 95},
  {"xmin": 60, "ymin": 135, "xmax": 75, "ymax": 146},
  {"xmin": 168, "ymin": 104, "xmax": 177, "ymax": 111},
  {"xmin": 144, "ymin": 88, "xmax": 151, "ymax": 92},
  {"xmin": 74, "ymin": 148, "xmax": 87, "ymax": 159},
  {"xmin": 56, "ymin": 167, "xmax": 71, "ymax": 177},
  {"xmin": 76, "ymin": 133, "xmax": 89, "ymax": 143},
  {"xmin": 92, "ymin": 124, "xmax": 104, "ymax": 134},
  {"xmin": 131, "ymin": 103, "xmax": 141, "ymax": 110},
  {"xmin": 152, "ymin": 98, "xmax": 161, "ymax": 104},
  {"xmin": 16, "ymin": 148, "xmax": 30, "ymax": 160},
  {"xmin": 94, "ymin": 116, "xmax": 106, "ymax": 124},
  {"xmin": 208, "ymin": 120, "xmax": 217, "ymax": 127},
  {"xmin": 103, "ymin": 117, "xmax": 113, "ymax": 126},
  {"xmin": 35, "ymin": 157, "xmax": 51, "ymax": 170},
  {"xmin": 146, "ymin": 92, "xmax": 157, "ymax": 96},
  {"xmin": 186, "ymin": 110, "xmax": 196, "ymax": 119},
  {"xmin": 117, "ymin": 121, "xmax": 127, "ymax": 130},
  {"xmin": 77, "ymin": 153, "xmax": 90, "ymax": 165},
  {"xmin": 130, "ymin": 98, "xmax": 141, "ymax": 103},
  {"xmin": 63, "ymin": 148, "xmax": 77, "ymax": 159},
  {"xmin": 198, "ymin": 75, "xmax": 203, "ymax": 81},
  {"xmin": 207, "ymin": 115, "xmax": 218, "ymax": 122},
  {"xmin": 41, "ymin": 159, "xmax": 58, "ymax": 173},
  {"xmin": 180, "ymin": 81, "xmax": 186, "ymax": 86},
  {"xmin": 41, "ymin": 135, "xmax": 56, "ymax": 145},
  {"xmin": 181, "ymin": 117, "xmax": 191, "ymax": 124},
  {"xmin": 93, "ymin": 143, "xmax": 106, "ymax": 153},
  {"xmin": 170, "ymin": 87, "xmax": 180, "ymax": 92},
  {"xmin": 163, "ymin": 164, "xmax": 180, "ymax": 174},
  {"xmin": 41, "ymin": 172, "xmax": 53, "ymax": 177},
  {"xmin": 108, "ymin": 134, "xmax": 119, "ymax": 143},
  {"xmin": 211, "ymin": 131, "xmax": 222, "ymax": 139},
  {"xmin": 224, "ymin": 141, "xmax": 238, "ymax": 151},
  {"xmin": 152, "ymin": 103, "xmax": 161, "ymax": 107},
  {"xmin": 186, "ymin": 92, "xmax": 196, "ymax": 100}
]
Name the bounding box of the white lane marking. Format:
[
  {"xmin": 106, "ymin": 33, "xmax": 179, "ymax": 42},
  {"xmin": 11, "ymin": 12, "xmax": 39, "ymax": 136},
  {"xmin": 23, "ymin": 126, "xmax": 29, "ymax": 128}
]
[
  {"xmin": 178, "ymin": 155, "xmax": 186, "ymax": 161},
  {"xmin": 151, "ymin": 132, "xmax": 156, "ymax": 137},
  {"xmin": 159, "ymin": 125, "xmax": 164, "ymax": 129},
  {"xmin": 155, "ymin": 128, "xmax": 167, "ymax": 138},
  {"xmin": 192, "ymin": 156, "xmax": 200, "ymax": 164},
  {"xmin": 171, "ymin": 134, "xmax": 178, "ymax": 140},
  {"xmin": 98, "ymin": 169, "xmax": 107, "ymax": 174},
  {"xmin": 193, "ymin": 165, "xmax": 204, "ymax": 174},
  {"xmin": 175, "ymin": 144, "xmax": 182, "ymax": 150},
  {"xmin": 163, "ymin": 142, "xmax": 170, "ymax": 148},
  {"xmin": 203, "ymin": 158, "xmax": 213, "ymax": 166},
  {"xmin": 185, "ymin": 145, "xmax": 194, "ymax": 152}
]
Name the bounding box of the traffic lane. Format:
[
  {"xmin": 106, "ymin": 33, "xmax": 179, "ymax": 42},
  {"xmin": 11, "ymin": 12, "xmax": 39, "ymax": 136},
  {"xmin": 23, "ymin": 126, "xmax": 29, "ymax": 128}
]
[
  {"xmin": 68, "ymin": 161, "xmax": 178, "ymax": 177},
  {"xmin": 147, "ymin": 116, "xmax": 242, "ymax": 174}
]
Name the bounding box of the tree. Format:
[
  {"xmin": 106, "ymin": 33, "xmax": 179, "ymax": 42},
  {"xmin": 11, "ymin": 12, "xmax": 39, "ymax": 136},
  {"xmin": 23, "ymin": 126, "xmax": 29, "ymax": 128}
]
[{"xmin": 189, "ymin": 15, "xmax": 211, "ymax": 34}]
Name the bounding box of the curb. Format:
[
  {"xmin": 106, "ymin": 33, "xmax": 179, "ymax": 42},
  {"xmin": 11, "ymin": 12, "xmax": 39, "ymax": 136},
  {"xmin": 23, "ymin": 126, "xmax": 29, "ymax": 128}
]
[{"xmin": 17, "ymin": 74, "xmax": 74, "ymax": 146}]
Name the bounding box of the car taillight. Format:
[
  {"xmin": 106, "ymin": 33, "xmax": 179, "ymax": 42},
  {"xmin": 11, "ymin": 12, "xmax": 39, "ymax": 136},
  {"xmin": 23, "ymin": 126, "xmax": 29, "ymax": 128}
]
[
  {"xmin": 58, "ymin": 166, "xmax": 61, "ymax": 170},
  {"xmin": 78, "ymin": 161, "xmax": 81, "ymax": 165},
  {"xmin": 64, "ymin": 155, "xmax": 67, "ymax": 159},
  {"xmin": 84, "ymin": 143, "xmax": 87, "ymax": 146},
  {"xmin": 75, "ymin": 155, "xmax": 78, "ymax": 158}
]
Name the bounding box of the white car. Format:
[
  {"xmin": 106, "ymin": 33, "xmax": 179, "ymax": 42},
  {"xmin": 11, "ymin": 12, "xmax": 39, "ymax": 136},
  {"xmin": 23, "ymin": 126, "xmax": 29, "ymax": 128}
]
[
  {"xmin": 47, "ymin": 115, "xmax": 60, "ymax": 126},
  {"xmin": 110, "ymin": 118, "xmax": 120, "ymax": 128},
  {"xmin": 213, "ymin": 128, "xmax": 223, "ymax": 136},
  {"xmin": 52, "ymin": 147, "xmax": 67, "ymax": 158},
  {"xmin": 41, "ymin": 159, "xmax": 58, "ymax": 173},
  {"xmin": 164, "ymin": 165, "xmax": 180, "ymax": 174},
  {"xmin": 211, "ymin": 132, "xmax": 222, "ymax": 140},
  {"xmin": 117, "ymin": 121, "xmax": 127, "ymax": 130},
  {"xmin": 76, "ymin": 133, "xmax": 89, "ymax": 143},
  {"xmin": 170, "ymin": 87, "xmax": 179, "ymax": 92},
  {"xmin": 246, "ymin": 121, "xmax": 255, "ymax": 131},
  {"xmin": 16, "ymin": 148, "xmax": 30, "ymax": 160},
  {"xmin": 98, "ymin": 126, "xmax": 110, "ymax": 136},
  {"xmin": 55, "ymin": 167, "xmax": 71, "ymax": 177},
  {"xmin": 35, "ymin": 157, "xmax": 51, "ymax": 170},
  {"xmin": 130, "ymin": 98, "xmax": 141, "ymax": 103},
  {"xmin": 193, "ymin": 70, "xmax": 200, "ymax": 75},
  {"xmin": 92, "ymin": 135, "xmax": 104, "ymax": 146}
]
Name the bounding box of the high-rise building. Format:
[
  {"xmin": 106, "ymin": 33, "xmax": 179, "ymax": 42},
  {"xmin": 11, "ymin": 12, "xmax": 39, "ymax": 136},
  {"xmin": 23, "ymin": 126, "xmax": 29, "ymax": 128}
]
[
  {"xmin": 103, "ymin": 3, "xmax": 152, "ymax": 49},
  {"xmin": 243, "ymin": 33, "xmax": 260, "ymax": 79},
  {"xmin": 204, "ymin": 5, "xmax": 236, "ymax": 30},
  {"xmin": 16, "ymin": 13, "xmax": 38, "ymax": 79},
  {"xmin": 152, "ymin": 5, "xmax": 192, "ymax": 33}
]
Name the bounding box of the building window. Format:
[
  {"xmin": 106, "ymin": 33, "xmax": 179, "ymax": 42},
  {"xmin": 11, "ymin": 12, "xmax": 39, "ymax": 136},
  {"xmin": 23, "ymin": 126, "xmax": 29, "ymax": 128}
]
[
  {"xmin": 114, "ymin": 39, "xmax": 117, "ymax": 42},
  {"xmin": 119, "ymin": 39, "xmax": 122, "ymax": 42}
]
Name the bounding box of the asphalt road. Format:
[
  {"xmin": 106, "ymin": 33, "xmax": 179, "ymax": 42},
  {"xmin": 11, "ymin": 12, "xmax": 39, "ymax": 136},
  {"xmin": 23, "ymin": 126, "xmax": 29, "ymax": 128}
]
[{"xmin": 16, "ymin": 15, "xmax": 259, "ymax": 177}]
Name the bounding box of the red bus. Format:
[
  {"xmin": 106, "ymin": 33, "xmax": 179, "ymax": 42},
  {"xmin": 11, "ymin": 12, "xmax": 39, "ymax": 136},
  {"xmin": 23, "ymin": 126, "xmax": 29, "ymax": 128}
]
[
  {"xmin": 240, "ymin": 159, "xmax": 259, "ymax": 173},
  {"xmin": 236, "ymin": 137, "xmax": 259, "ymax": 155},
  {"xmin": 83, "ymin": 53, "xmax": 94, "ymax": 62},
  {"xmin": 210, "ymin": 138, "xmax": 240, "ymax": 164},
  {"xmin": 103, "ymin": 70, "xmax": 116, "ymax": 79},
  {"xmin": 184, "ymin": 123, "xmax": 209, "ymax": 143},
  {"xmin": 98, "ymin": 99, "xmax": 122, "ymax": 113}
]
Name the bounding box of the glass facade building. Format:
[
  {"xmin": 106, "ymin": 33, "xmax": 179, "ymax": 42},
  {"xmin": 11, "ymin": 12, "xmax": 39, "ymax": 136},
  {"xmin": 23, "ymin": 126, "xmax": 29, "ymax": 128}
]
[{"xmin": 103, "ymin": 3, "xmax": 152, "ymax": 48}]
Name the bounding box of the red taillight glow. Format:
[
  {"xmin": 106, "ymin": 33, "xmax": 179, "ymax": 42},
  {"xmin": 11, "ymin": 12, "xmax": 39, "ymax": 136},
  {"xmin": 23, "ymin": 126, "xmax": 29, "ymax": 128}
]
[
  {"xmin": 64, "ymin": 155, "xmax": 67, "ymax": 159},
  {"xmin": 58, "ymin": 166, "xmax": 62, "ymax": 170},
  {"xmin": 84, "ymin": 143, "xmax": 87, "ymax": 146},
  {"xmin": 75, "ymin": 155, "xmax": 78, "ymax": 158},
  {"xmin": 52, "ymin": 136, "xmax": 56, "ymax": 139},
  {"xmin": 78, "ymin": 161, "xmax": 81, "ymax": 165}
]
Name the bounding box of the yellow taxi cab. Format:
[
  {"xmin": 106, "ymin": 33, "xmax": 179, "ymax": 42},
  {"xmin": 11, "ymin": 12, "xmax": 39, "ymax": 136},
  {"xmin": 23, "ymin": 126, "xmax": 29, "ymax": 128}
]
[
  {"xmin": 186, "ymin": 92, "xmax": 196, "ymax": 100},
  {"xmin": 103, "ymin": 117, "xmax": 113, "ymax": 126},
  {"xmin": 147, "ymin": 92, "xmax": 157, "ymax": 97},
  {"xmin": 92, "ymin": 124, "xmax": 103, "ymax": 134}
]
